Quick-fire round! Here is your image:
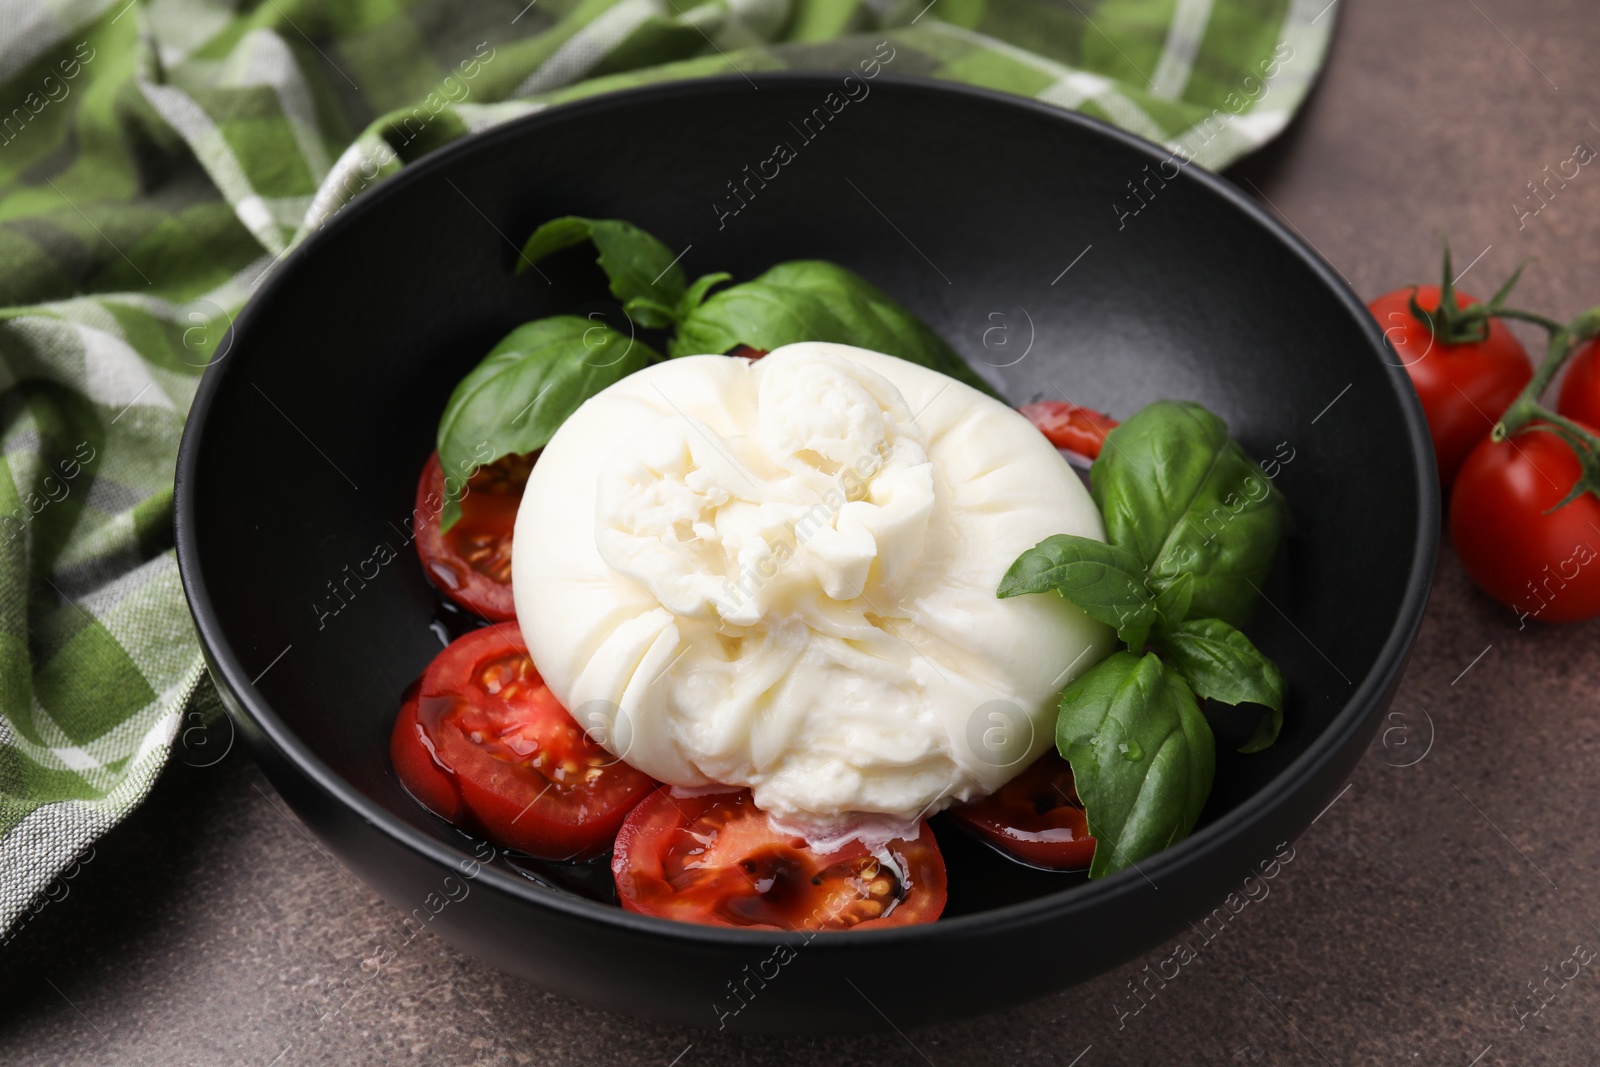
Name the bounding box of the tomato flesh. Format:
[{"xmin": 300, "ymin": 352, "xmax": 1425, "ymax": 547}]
[
  {"xmin": 1368, "ymin": 285, "xmax": 1532, "ymax": 490},
  {"xmin": 613, "ymin": 787, "xmax": 947, "ymax": 930},
  {"xmin": 390, "ymin": 626, "xmax": 655, "ymax": 858},
  {"xmin": 1019, "ymin": 401, "xmax": 1118, "ymax": 460},
  {"xmin": 729, "ymin": 345, "xmax": 768, "ymax": 361},
  {"xmin": 950, "ymin": 750, "xmax": 1095, "ymax": 870},
  {"xmin": 414, "ymin": 451, "xmax": 531, "ymax": 621},
  {"xmin": 1450, "ymin": 425, "xmax": 1600, "ymax": 624}
]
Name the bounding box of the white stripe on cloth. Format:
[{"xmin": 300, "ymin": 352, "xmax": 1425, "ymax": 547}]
[
  {"xmin": 75, "ymin": 552, "xmax": 200, "ymax": 682},
  {"xmin": 0, "ymin": 0, "xmax": 115, "ymax": 88},
  {"xmin": 299, "ymin": 100, "xmax": 546, "ymax": 235},
  {"xmin": 21, "ymin": 289, "xmax": 226, "ymax": 418},
  {"xmin": 1276, "ymin": 0, "xmax": 1339, "ymax": 88},
  {"xmin": 1, "ymin": 315, "xmax": 176, "ymax": 415},
  {"xmin": 1036, "ymin": 69, "xmax": 1112, "ymax": 110},
  {"xmin": 146, "ymin": 0, "xmax": 237, "ymax": 70},
  {"xmin": 299, "ymin": 134, "xmax": 399, "ymax": 234},
  {"xmin": 1089, "ymin": 89, "xmax": 1171, "ymax": 143},
  {"xmin": 136, "ymin": 79, "xmax": 292, "ymax": 255},
  {"xmin": 77, "ymin": 321, "xmax": 177, "ymax": 414},
  {"xmin": 16, "ymin": 691, "xmax": 178, "ymax": 786},
  {"xmin": 18, "ymin": 293, "xmax": 125, "ymax": 337},
  {"xmin": 1149, "ymin": 0, "xmax": 1215, "ymax": 101},
  {"xmin": 510, "ymin": 0, "xmax": 663, "ymax": 98},
  {"xmin": 924, "ymin": 22, "xmax": 1172, "ymax": 143},
  {"xmin": 701, "ymin": 0, "xmax": 791, "ymax": 49},
  {"xmin": 81, "ymin": 284, "xmax": 243, "ymax": 387},
  {"xmin": 454, "ymin": 100, "xmax": 545, "ymax": 134},
  {"xmin": 20, "ymin": 699, "xmax": 113, "ymax": 789},
  {"xmin": 1166, "ymin": 0, "xmax": 1332, "ymax": 166},
  {"xmin": 8, "ymin": 557, "xmax": 200, "ymax": 785},
  {"xmin": 226, "ymin": 29, "xmax": 334, "ymax": 184},
  {"xmin": 0, "ymin": 693, "xmax": 185, "ymax": 934}
]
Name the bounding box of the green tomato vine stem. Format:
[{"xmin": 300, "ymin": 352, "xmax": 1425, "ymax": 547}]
[
  {"xmin": 1486, "ymin": 305, "xmax": 1600, "ymax": 507},
  {"xmin": 1409, "ymin": 239, "xmax": 1530, "ymax": 345}
]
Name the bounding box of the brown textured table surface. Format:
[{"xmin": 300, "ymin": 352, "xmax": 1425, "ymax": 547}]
[{"xmin": 6, "ymin": 0, "xmax": 1600, "ymax": 1063}]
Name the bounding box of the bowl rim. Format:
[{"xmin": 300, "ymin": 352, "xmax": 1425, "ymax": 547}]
[{"xmin": 174, "ymin": 71, "xmax": 1439, "ymax": 948}]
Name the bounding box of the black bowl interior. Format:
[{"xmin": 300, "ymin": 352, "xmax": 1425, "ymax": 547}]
[{"xmin": 177, "ymin": 74, "xmax": 1435, "ymax": 1031}]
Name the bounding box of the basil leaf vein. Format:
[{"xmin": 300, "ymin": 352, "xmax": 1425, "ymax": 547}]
[{"xmin": 1152, "ymin": 570, "xmax": 1194, "ymax": 625}]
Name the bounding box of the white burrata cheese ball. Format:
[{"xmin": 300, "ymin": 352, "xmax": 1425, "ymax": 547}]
[{"xmin": 512, "ymin": 342, "xmax": 1113, "ymax": 832}]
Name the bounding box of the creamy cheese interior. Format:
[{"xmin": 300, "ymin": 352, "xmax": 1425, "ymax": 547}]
[{"xmin": 512, "ymin": 342, "xmax": 1113, "ymax": 830}]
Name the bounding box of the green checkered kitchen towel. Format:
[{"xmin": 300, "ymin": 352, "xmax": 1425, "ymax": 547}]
[{"xmin": 0, "ymin": 0, "xmax": 1335, "ymax": 936}]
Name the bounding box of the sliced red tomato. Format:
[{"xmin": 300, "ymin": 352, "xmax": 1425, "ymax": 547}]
[
  {"xmin": 390, "ymin": 626, "xmax": 655, "ymax": 859},
  {"xmin": 390, "ymin": 679, "xmax": 460, "ymax": 821},
  {"xmin": 612, "ymin": 787, "xmax": 947, "ymax": 931},
  {"xmin": 1019, "ymin": 401, "xmax": 1118, "ymax": 459},
  {"xmin": 950, "ymin": 750, "xmax": 1095, "ymax": 870},
  {"xmin": 413, "ymin": 451, "xmax": 531, "ymax": 621},
  {"xmin": 729, "ymin": 345, "xmax": 768, "ymax": 360}
]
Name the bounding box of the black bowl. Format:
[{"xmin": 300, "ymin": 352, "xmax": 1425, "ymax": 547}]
[{"xmin": 174, "ymin": 74, "xmax": 1436, "ymax": 1033}]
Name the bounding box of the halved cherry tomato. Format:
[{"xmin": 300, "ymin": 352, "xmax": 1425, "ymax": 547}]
[
  {"xmin": 1557, "ymin": 338, "xmax": 1600, "ymax": 431},
  {"xmin": 1019, "ymin": 401, "xmax": 1118, "ymax": 460},
  {"xmin": 413, "ymin": 451, "xmax": 531, "ymax": 621},
  {"xmin": 390, "ymin": 626, "xmax": 655, "ymax": 859},
  {"xmin": 950, "ymin": 750, "xmax": 1095, "ymax": 870},
  {"xmin": 1368, "ymin": 285, "xmax": 1533, "ymax": 490},
  {"xmin": 390, "ymin": 679, "xmax": 460, "ymax": 821},
  {"xmin": 1449, "ymin": 424, "xmax": 1600, "ymax": 624},
  {"xmin": 612, "ymin": 787, "xmax": 947, "ymax": 930}
]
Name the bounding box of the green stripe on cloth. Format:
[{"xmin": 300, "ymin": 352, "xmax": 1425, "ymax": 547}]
[{"xmin": 0, "ymin": 0, "xmax": 1334, "ymax": 935}]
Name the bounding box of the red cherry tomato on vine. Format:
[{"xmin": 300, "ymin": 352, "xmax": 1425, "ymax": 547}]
[
  {"xmin": 414, "ymin": 451, "xmax": 530, "ymax": 621},
  {"xmin": 1019, "ymin": 401, "xmax": 1118, "ymax": 460},
  {"xmin": 1557, "ymin": 339, "xmax": 1600, "ymax": 431},
  {"xmin": 1449, "ymin": 425, "xmax": 1600, "ymax": 624},
  {"xmin": 390, "ymin": 626, "xmax": 656, "ymax": 858},
  {"xmin": 1368, "ymin": 285, "xmax": 1533, "ymax": 490},
  {"xmin": 950, "ymin": 750, "xmax": 1095, "ymax": 870},
  {"xmin": 612, "ymin": 787, "xmax": 947, "ymax": 930}
]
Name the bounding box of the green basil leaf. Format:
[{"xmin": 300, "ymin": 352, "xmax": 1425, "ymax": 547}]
[
  {"xmin": 1156, "ymin": 617, "xmax": 1285, "ymax": 753},
  {"xmin": 518, "ymin": 216, "xmax": 687, "ymax": 327},
  {"xmin": 678, "ymin": 271, "xmax": 731, "ymax": 321},
  {"xmin": 998, "ymin": 533, "xmax": 1157, "ymax": 649},
  {"xmin": 1090, "ymin": 401, "xmax": 1288, "ymax": 627},
  {"xmin": 1057, "ymin": 651, "xmax": 1215, "ymax": 879},
  {"xmin": 1153, "ymin": 570, "xmax": 1194, "ymax": 626},
  {"xmin": 669, "ymin": 260, "xmax": 1000, "ymax": 397},
  {"xmin": 436, "ymin": 316, "xmax": 657, "ymax": 529},
  {"xmin": 1237, "ymin": 713, "xmax": 1280, "ymax": 755},
  {"xmin": 623, "ymin": 297, "xmax": 677, "ymax": 329},
  {"xmin": 518, "ymin": 216, "xmax": 591, "ymax": 263}
]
